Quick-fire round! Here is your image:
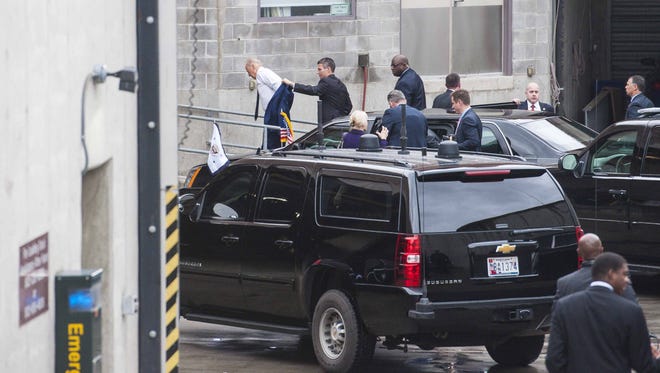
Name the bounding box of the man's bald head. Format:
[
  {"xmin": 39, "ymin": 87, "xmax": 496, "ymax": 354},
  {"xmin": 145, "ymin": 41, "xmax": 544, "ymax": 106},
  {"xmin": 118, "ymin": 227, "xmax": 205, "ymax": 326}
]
[{"xmin": 577, "ymin": 233, "xmax": 603, "ymax": 260}]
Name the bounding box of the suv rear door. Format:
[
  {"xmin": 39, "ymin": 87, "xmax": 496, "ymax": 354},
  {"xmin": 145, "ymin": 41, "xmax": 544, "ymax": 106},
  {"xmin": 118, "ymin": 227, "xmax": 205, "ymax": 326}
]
[{"xmin": 418, "ymin": 168, "xmax": 579, "ymax": 302}]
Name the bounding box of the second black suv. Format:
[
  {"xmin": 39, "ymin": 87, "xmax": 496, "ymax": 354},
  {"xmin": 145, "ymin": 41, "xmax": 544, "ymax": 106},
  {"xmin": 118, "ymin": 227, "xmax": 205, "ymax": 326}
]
[
  {"xmin": 557, "ymin": 107, "xmax": 660, "ymax": 277},
  {"xmin": 179, "ymin": 144, "xmax": 583, "ymax": 372}
]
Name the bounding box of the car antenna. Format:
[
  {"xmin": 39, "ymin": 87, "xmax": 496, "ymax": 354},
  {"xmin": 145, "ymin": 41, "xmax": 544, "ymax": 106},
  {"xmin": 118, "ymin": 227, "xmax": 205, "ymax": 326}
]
[{"xmin": 398, "ymin": 103, "xmax": 409, "ymax": 155}]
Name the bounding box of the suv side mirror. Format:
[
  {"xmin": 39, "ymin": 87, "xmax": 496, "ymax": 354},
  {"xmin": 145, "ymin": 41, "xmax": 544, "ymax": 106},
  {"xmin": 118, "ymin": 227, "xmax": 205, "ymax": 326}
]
[
  {"xmin": 559, "ymin": 154, "xmax": 578, "ymax": 171},
  {"xmin": 179, "ymin": 193, "xmax": 205, "ymax": 222},
  {"xmin": 559, "ymin": 154, "xmax": 587, "ymax": 177}
]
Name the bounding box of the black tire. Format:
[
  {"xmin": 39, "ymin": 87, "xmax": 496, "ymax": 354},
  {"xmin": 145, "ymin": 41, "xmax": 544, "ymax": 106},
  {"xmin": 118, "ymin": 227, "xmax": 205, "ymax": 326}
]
[
  {"xmin": 485, "ymin": 335, "xmax": 545, "ymax": 366},
  {"xmin": 312, "ymin": 290, "xmax": 376, "ymax": 372}
]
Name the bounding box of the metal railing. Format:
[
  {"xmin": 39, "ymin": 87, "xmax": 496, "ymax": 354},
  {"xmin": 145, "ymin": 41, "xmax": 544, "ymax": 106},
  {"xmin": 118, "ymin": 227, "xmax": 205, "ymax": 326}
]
[{"xmin": 177, "ymin": 104, "xmax": 317, "ymax": 154}]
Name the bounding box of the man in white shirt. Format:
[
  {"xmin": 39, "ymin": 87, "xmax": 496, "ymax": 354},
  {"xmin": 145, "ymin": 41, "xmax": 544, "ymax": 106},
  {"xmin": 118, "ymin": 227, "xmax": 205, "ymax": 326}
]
[
  {"xmin": 245, "ymin": 57, "xmax": 282, "ymax": 117},
  {"xmin": 245, "ymin": 58, "xmax": 283, "ymax": 148}
]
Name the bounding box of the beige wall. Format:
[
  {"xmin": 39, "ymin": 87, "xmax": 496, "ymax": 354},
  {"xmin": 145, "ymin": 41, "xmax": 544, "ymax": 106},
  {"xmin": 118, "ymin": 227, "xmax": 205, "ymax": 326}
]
[{"xmin": 0, "ymin": 1, "xmax": 178, "ymax": 371}]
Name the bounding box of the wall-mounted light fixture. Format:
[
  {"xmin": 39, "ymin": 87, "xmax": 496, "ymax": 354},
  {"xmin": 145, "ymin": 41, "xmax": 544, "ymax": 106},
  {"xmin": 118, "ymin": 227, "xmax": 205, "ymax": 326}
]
[{"xmin": 92, "ymin": 64, "xmax": 139, "ymax": 92}]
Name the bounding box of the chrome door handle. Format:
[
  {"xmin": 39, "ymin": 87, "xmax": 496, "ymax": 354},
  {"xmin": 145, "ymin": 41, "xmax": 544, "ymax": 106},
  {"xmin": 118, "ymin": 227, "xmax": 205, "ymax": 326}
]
[
  {"xmin": 221, "ymin": 235, "xmax": 240, "ymax": 244},
  {"xmin": 608, "ymin": 189, "xmax": 627, "ymax": 199},
  {"xmin": 274, "ymin": 240, "xmax": 293, "ymax": 249}
]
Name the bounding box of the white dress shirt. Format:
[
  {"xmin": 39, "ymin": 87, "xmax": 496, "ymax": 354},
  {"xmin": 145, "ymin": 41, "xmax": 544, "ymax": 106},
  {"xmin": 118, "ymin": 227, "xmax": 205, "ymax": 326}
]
[{"xmin": 256, "ymin": 66, "xmax": 282, "ymax": 110}]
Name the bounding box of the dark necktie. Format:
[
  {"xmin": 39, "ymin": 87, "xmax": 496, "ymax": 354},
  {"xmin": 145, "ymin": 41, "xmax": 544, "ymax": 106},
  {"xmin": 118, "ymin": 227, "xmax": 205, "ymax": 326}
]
[
  {"xmin": 530, "ymin": 103, "xmax": 535, "ymax": 111},
  {"xmin": 254, "ymin": 92, "xmax": 259, "ymax": 120}
]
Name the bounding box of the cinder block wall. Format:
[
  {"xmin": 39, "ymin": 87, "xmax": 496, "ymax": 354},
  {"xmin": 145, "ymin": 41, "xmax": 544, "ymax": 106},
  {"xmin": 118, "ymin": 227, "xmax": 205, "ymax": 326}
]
[{"xmin": 176, "ymin": 0, "xmax": 554, "ymax": 174}]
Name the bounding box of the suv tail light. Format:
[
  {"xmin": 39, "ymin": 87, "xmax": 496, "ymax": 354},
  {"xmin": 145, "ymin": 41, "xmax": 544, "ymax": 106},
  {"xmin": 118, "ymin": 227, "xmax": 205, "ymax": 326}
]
[
  {"xmin": 576, "ymin": 226, "xmax": 585, "ymax": 268},
  {"xmin": 395, "ymin": 234, "xmax": 421, "ymax": 287}
]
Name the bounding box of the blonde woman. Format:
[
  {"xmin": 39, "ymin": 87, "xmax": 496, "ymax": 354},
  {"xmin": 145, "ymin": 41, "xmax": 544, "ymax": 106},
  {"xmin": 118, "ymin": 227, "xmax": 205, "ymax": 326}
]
[{"xmin": 341, "ymin": 110, "xmax": 388, "ymax": 148}]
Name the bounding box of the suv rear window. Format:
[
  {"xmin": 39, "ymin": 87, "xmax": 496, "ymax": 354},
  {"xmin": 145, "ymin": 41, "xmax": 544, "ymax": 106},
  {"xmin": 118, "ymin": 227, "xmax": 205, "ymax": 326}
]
[{"xmin": 419, "ymin": 170, "xmax": 574, "ymax": 232}]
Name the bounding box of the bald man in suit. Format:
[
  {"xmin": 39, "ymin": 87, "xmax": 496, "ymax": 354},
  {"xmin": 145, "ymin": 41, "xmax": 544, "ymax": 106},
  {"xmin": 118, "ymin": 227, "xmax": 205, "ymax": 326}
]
[
  {"xmin": 553, "ymin": 233, "xmax": 637, "ymax": 309},
  {"xmin": 547, "ymin": 252, "xmax": 659, "ymax": 373}
]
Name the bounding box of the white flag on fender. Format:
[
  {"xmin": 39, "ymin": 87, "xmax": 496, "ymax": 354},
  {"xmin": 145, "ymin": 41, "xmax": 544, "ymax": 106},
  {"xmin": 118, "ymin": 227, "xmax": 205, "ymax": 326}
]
[{"xmin": 207, "ymin": 122, "xmax": 229, "ymax": 174}]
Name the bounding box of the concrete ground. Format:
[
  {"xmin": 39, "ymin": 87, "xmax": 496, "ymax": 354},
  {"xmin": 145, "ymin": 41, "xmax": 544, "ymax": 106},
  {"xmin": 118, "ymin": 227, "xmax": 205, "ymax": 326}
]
[{"xmin": 179, "ymin": 280, "xmax": 659, "ymax": 372}]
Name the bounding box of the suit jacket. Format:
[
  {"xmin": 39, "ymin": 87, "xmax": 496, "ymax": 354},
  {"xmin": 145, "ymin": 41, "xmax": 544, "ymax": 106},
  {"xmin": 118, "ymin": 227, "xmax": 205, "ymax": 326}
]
[
  {"xmin": 294, "ymin": 74, "xmax": 352, "ymax": 124},
  {"xmin": 455, "ymin": 108, "xmax": 482, "ymax": 151},
  {"xmin": 395, "ymin": 68, "xmax": 426, "ymax": 110},
  {"xmin": 381, "ymin": 105, "xmax": 428, "ymax": 147},
  {"xmin": 264, "ymin": 84, "xmax": 294, "ymax": 149},
  {"xmin": 432, "ymin": 89, "xmax": 453, "ymax": 110},
  {"xmin": 626, "ymin": 93, "xmax": 654, "ymax": 119},
  {"xmin": 553, "ymin": 261, "xmax": 637, "ymax": 309},
  {"xmin": 517, "ymin": 100, "xmax": 554, "ymax": 113},
  {"xmin": 341, "ymin": 129, "xmax": 387, "ymax": 149},
  {"xmin": 546, "ymin": 286, "xmax": 656, "ymax": 373}
]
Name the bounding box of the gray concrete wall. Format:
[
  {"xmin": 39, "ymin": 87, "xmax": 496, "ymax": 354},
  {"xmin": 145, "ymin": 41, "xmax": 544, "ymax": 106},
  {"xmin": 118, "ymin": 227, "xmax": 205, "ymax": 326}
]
[
  {"xmin": 0, "ymin": 1, "xmax": 178, "ymax": 371},
  {"xmin": 176, "ymin": 0, "xmax": 554, "ymax": 175}
]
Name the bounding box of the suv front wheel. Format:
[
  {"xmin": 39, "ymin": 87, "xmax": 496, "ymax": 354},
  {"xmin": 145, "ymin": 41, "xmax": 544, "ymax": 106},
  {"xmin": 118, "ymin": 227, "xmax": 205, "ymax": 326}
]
[
  {"xmin": 312, "ymin": 290, "xmax": 376, "ymax": 372},
  {"xmin": 485, "ymin": 335, "xmax": 545, "ymax": 366}
]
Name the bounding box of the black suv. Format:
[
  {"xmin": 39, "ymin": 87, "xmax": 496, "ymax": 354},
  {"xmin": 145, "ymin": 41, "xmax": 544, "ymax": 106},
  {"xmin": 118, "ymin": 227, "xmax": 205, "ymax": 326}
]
[
  {"xmin": 557, "ymin": 107, "xmax": 660, "ymax": 277},
  {"xmin": 179, "ymin": 144, "xmax": 583, "ymax": 372}
]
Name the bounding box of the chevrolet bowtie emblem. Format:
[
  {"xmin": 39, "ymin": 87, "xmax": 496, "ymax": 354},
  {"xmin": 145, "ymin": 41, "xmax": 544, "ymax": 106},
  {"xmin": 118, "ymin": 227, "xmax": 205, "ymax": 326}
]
[{"xmin": 496, "ymin": 244, "xmax": 516, "ymax": 254}]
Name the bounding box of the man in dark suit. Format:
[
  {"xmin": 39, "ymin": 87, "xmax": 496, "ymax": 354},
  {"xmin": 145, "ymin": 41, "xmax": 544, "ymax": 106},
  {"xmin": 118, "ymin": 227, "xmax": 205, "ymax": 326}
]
[
  {"xmin": 282, "ymin": 57, "xmax": 352, "ymax": 124},
  {"xmin": 391, "ymin": 54, "xmax": 426, "ymax": 110},
  {"xmin": 553, "ymin": 233, "xmax": 637, "ymax": 307},
  {"xmin": 381, "ymin": 89, "xmax": 427, "ymax": 147},
  {"xmin": 451, "ymin": 89, "xmax": 482, "ymax": 151},
  {"xmin": 516, "ymin": 82, "xmax": 554, "ymax": 113},
  {"xmin": 546, "ymin": 252, "xmax": 659, "ymax": 373},
  {"xmin": 625, "ymin": 75, "xmax": 654, "ymax": 119},
  {"xmin": 432, "ymin": 73, "xmax": 460, "ymax": 110}
]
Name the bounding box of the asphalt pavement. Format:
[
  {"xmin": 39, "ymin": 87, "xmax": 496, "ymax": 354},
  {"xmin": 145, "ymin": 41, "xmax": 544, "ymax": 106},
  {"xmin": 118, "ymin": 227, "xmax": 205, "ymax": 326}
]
[{"xmin": 179, "ymin": 280, "xmax": 658, "ymax": 372}]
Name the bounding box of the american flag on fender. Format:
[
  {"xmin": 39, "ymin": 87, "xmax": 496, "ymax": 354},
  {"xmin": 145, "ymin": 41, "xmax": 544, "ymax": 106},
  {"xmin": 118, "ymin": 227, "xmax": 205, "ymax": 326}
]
[{"xmin": 279, "ymin": 111, "xmax": 294, "ymax": 145}]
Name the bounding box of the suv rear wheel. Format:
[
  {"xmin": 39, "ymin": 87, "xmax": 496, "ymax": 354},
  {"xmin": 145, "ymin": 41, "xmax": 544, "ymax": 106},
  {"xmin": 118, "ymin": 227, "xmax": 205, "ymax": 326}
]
[
  {"xmin": 312, "ymin": 290, "xmax": 376, "ymax": 372},
  {"xmin": 485, "ymin": 335, "xmax": 545, "ymax": 366}
]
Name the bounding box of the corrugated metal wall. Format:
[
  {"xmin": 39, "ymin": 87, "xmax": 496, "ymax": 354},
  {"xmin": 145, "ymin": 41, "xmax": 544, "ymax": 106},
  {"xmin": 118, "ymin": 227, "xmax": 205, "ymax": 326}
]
[{"xmin": 611, "ymin": 0, "xmax": 660, "ymax": 80}]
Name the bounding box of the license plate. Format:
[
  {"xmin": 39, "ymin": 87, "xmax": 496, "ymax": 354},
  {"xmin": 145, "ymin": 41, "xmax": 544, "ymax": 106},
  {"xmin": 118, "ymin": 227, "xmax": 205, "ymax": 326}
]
[{"xmin": 487, "ymin": 256, "xmax": 519, "ymax": 277}]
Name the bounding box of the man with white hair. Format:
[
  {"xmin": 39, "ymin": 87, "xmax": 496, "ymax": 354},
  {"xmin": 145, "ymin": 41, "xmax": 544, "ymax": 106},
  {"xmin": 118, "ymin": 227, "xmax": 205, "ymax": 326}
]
[
  {"xmin": 245, "ymin": 57, "xmax": 282, "ymax": 117},
  {"xmin": 245, "ymin": 57, "xmax": 284, "ymax": 149}
]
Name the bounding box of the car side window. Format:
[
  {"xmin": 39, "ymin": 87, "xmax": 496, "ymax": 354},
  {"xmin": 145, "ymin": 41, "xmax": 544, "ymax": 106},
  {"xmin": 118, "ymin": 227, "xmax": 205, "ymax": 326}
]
[
  {"xmin": 481, "ymin": 127, "xmax": 504, "ymax": 154},
  {"xmin": 589, "ymin": 130, "xmax": 637, "ymax": 175},
  {"xmin": 202, "ymin": 166, "xmax": 258, "ymax": 220},
  {"xmin": 320, "ymin": 176, "xmax": 392, "ymax": 221},
  {"xmin": 256, "ymin": 166, "xmax": 307, "ymax": 222},
  {"xmin": 641, "ymin": 126, "xmax": 660, "ymax": 176},
  {"xmin": 303, "ymin": 125, "xmax": 346, "ymax": 149},
  {"xmin": 317, "ymin": 171, "xmax": 401, "ymax": 231}
]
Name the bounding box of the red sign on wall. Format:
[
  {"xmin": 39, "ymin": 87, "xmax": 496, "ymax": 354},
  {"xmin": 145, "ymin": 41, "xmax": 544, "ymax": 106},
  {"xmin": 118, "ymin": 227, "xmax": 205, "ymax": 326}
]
[{"xmin": 19, "ymin": 233, "xmax": 49, "ymax": 326}]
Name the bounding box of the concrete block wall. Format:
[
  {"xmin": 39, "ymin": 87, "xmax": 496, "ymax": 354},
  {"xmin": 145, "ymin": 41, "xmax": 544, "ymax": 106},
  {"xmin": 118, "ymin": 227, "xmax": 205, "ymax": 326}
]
[{"xmin": 176, "ymin": 0, "xmax": 554, "ymax": 172}]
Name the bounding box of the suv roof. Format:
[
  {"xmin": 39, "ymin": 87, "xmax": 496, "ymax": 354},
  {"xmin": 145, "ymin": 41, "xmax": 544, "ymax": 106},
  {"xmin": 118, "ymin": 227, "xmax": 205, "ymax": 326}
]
[{"xmin": 271, "ymin": 146, "xmax": 537, "ymax": 173}]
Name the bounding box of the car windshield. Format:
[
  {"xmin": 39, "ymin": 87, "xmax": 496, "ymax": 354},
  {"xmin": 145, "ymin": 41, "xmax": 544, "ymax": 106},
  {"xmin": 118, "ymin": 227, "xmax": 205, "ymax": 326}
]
[{"xmin": 517, "ymin": 117, "xmax": 597, "ymax": 152}]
